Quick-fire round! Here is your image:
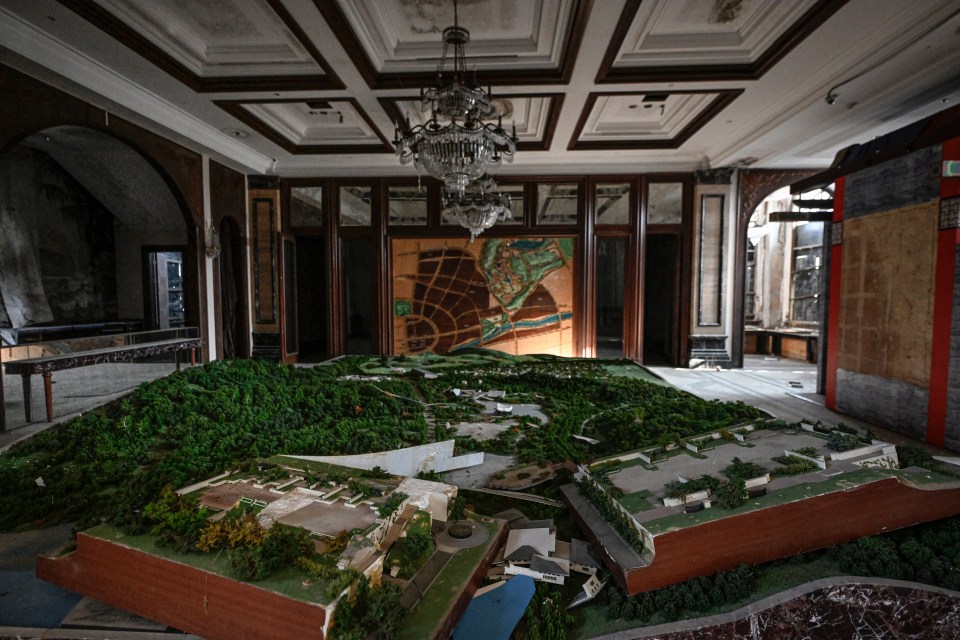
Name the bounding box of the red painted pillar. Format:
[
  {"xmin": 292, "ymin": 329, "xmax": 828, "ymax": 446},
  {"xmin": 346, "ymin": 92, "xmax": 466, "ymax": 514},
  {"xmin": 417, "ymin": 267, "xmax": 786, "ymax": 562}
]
[
  {"xmin": 927, "ymin": 137, "xmax": 960, "ymax": 446},
  {"xmin": 825, "ymin": 178, "xmax": 845, "ymax": 409}
]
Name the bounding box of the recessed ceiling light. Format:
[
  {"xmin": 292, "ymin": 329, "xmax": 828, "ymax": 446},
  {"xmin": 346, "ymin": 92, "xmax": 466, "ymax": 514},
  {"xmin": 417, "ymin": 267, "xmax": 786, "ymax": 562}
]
[
  {"xmin": 221, "ymin": 128, "xmax": 249, "ymax": 138},
  {"xmin": 628, "ymin": 104, "xmax": 638, "ymax": 109}
]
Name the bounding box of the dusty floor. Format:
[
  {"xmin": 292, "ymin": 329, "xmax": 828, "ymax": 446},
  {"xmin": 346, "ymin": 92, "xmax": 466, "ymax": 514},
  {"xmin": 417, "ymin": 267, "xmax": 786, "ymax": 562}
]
[{"xmin": 646, "ymin": 355, "xmax": 949, "ymax": 455}]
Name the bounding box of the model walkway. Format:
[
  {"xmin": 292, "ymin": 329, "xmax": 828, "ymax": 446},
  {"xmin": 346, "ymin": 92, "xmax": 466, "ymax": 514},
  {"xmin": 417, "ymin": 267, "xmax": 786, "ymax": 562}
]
[
  {"xmin": 467, "ymin": 486, "xmax": 564, "ymax": 507},
  {"xmin": 399, "ymin": 550, "xmax": 453, "ymax": 609}
]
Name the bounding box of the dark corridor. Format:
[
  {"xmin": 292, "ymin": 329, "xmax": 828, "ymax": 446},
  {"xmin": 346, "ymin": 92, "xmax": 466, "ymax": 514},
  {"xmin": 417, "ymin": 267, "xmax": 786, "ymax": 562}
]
[
  {"xmin": 295, "ymin": 236, "xmax": 327, "ymax": 361},
  {"xmin": 643, "ymin": 234, "xmax": 680, "ymax": 366}
]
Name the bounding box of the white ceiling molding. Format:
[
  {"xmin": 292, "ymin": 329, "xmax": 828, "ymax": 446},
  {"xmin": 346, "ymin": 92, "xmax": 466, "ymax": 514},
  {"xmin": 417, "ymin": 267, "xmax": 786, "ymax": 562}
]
[{"xmin": 0, "ymin": 5, "xmax": 274, "ymax": 174}]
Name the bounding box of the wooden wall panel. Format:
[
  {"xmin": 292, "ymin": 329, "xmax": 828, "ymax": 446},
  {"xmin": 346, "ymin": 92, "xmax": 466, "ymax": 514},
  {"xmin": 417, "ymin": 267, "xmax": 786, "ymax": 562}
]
[{"xmin": 249, "ymin": 189, "xmax": 280, "ymax": 333}]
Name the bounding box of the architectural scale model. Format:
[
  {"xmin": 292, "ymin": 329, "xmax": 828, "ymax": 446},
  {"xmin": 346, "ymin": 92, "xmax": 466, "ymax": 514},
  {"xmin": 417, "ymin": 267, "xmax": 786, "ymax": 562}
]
[{"xmin": 21, "ymin": 354, "xmax": 960, "ymax": 638}]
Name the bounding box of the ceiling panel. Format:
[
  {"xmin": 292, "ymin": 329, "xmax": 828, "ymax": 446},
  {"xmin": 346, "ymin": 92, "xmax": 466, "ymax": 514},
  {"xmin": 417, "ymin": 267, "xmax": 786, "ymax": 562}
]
[
  {"xmin": 2, "ymin": 0, "xmax": 956, "ymax": 176},
  {"xmin": 569, "ymin": 90, "xmax": 743, "ymax": 150},
  {"xmin": 215, "ymin": 98, "xmax": 392, "ymax": 154},
  {"xmin": 316, "ymin": 0, "xmax": 592, "ymax": 88},
  {"xmin": 596, "ymin": 0, "xmax": 850, "ymax": 82},
  {"xmin": 58, "ymin": 0, "xmax": 343, "ymax": 91}
]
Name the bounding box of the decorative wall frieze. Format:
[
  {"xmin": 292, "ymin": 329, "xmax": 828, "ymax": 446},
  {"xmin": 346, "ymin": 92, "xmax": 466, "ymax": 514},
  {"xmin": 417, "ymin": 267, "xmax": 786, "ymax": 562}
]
[
  {"xmin": 941, "ymin": 196, "xmax": 960, "ymax": 231},
  {"xmin": 832, "ymin": 221, "xmax": 844, "ymax": 246},
  {"xmin": 695, "ymin": 167, "xmax": 734, "ymax": 185}
]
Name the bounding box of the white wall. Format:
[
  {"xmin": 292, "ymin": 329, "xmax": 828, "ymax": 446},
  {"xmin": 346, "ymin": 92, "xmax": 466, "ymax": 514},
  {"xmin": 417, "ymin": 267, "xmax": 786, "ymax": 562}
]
[{"xmin": 114, "ymin": 226, "xmax": 187, "ymax": 320}]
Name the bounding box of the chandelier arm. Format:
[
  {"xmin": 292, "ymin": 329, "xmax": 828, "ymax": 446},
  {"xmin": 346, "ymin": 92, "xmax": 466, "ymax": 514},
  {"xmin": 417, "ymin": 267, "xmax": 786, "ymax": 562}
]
[{"xmin": 394, "ymin": 0, "xmax": 516, "ymax": 238}]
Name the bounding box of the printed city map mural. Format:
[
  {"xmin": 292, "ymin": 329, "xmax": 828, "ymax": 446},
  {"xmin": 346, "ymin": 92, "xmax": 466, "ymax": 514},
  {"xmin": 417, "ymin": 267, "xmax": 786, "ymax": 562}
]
[{"xmin": 392, "ymin": 237, "xmax": 575, "ymax": 356}]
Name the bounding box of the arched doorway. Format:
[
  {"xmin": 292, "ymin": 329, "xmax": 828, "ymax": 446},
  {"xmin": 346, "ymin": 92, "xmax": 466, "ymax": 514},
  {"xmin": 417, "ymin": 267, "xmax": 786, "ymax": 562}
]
[
  {"xmin": 0, "ymin": 125, "xmax": 196, "ymax": 344},
  {"xmin": 731, "ymin": 169, "xmax": 816, "ymax": 369}
]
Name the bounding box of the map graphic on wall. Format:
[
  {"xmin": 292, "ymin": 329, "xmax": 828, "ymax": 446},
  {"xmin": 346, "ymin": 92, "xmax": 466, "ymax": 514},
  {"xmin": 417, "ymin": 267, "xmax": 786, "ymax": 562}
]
[{"xmin": 392, "ymin": 237, "xmax": 575, "ymax": 356}]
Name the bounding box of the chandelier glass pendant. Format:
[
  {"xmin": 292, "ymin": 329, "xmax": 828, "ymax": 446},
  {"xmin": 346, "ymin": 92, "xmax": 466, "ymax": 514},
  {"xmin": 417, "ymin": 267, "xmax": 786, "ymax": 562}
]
[
  {"xmin": 442, "ymin": 175, "xmax": 512, "ymax": 241},
  {"xmin": 394, "ymin": 0, "xmax": 518, "ymax": 238}
]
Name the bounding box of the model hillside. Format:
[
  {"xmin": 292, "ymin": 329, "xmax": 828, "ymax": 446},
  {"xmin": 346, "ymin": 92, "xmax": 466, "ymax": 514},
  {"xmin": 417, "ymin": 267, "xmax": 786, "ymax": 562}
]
[
  {"xmin": 6, "ymin": 353, "xmax": 960, "ymax": 639},
  {"xmin": 0, "ymin": 354, "xmax": 760, "ymax": 533}
]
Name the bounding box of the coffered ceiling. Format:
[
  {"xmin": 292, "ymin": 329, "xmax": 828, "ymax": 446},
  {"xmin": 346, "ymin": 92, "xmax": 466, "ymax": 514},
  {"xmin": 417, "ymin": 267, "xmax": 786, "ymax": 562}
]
[{"xmin": 1, "ymin": 0, "xmax": 959, "ymax": 177}]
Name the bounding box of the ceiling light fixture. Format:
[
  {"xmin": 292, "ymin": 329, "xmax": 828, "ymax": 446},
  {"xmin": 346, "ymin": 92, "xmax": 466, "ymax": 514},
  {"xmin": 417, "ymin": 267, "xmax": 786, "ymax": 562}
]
[
  {"xmin": 393, "ymin": 0, "xmax": 516, "ymax": 239},
  {"xmin": 442, "ymin": 175, "xmax": 512, "ymax": 241}
]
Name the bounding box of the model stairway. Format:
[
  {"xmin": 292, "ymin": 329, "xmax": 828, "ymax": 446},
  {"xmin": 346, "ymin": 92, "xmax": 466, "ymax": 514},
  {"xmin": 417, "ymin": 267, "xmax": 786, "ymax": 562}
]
[{"xmin": 380, "ymin": 503, "xmax": 419, "ymax": 551}]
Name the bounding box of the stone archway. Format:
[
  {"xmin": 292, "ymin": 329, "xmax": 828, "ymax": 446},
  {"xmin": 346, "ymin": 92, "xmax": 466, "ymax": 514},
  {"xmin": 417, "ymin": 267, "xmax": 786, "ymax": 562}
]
[
  {"xmin": 730, "ymin": 169, "xmax": 815, "ymax": 368},
  {"xmin": 0, "ymin": 125, "xmax": 196, "ymax": 341}
]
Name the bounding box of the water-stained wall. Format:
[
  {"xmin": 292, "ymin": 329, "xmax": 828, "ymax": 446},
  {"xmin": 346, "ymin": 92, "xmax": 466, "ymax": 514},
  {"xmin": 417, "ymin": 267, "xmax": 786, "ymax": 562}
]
[
  {"xmin": 0, "ymin": 145, "xmax": 117, "ymax": 331},
  {"xmin": 827, "ymin": 136, "xmax": 960, "ymax": 448}
]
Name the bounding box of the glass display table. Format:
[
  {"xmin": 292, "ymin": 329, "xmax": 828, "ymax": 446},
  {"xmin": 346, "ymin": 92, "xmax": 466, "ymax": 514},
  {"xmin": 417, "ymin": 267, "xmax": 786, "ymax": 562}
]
[{"xmin": 2, "ymin": 327, "xmax": 200, "ymax": 425}]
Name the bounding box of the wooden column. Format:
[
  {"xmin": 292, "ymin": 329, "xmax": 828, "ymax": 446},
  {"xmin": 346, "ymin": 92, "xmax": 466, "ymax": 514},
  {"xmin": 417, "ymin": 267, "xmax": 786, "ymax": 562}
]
[
  {"xmin": 248, "ymin": 178, "xmax": 282, "ymax": 360},
  {"xmin": 42, "ymin": 372, "xmax": 53, "ymax": 422}
]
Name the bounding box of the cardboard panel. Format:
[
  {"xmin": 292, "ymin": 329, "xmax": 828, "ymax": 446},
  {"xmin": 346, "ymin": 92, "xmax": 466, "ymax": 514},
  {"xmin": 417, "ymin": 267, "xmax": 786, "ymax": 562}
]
[{"xmin": 838, "ymin": 201, "xmax": 938, "ymax": 387}]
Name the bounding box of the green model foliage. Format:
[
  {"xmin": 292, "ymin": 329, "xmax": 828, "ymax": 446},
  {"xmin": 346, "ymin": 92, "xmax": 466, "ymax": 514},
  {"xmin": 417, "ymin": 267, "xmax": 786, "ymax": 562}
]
[
  {"xmin": 575, "ymin": 478, "xmax": 644, "ymax": 554},
  {"xmin": 387, "ymin": 522, "xmax": 434, "ymax": 579},
  {"xmin": 722, "ymin": 457, "xmax": 768, "ymax": 481},
  {"xmin": 828, "ymin": 516, "xmax": 960, "ymax": 590},
  {"xmin": 328, "ymin": 577, "xmax": 406, "ymax": 640},
  {"xmin": 419, "ymin": 360, "xmax": 760, "ymax": 463},
  {"xmin": 597, "ymin": 564, "xmax": 758, "ymax": 625},
  {"xmin": 771, "ymin": 455, "xmax": 820, "ymax": 476},
  {"xmin": 664, "ymin": 475, "xmax": 721, "ymax": 500},
  {"xmin": 515, "ymin": 584, "xmax": 575, "ymax": 640},
  {"xmin": 378, "ymin": 492, "xmax": 409, "ymax": 518},
  {"xmin": 0, "ymin": 359, "xmax": 427, "ymax": 531},
  {"xmin": 141, "ymin": 485, "xmax": 211, "ymax": 553},
  {"xmin": 0, "ymin": 357, "xmax": 760, "ymax": 534},
  {"xmin": 826, "ymin": 430, "xmax": 862, "ymax": 452},
  {"xmin": 715, "ymin": 478, "xmax": 747, "ymax": 509}
]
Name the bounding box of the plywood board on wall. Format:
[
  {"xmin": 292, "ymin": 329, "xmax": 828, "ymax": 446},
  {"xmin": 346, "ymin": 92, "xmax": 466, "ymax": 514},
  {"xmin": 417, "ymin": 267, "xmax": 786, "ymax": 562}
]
[
  {"xmin": 391, "ymin": 237, "xmax": 575, "ymax": 356},
  {"xmin": 838, "ymin": 201, "xmax": 938, "ymax": 387}
]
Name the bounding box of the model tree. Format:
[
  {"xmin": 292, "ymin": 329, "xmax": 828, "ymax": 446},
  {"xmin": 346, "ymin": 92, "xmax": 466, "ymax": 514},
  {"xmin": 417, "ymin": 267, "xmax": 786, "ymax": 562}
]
[{"xmin": 448, "ymin": 495, "xmax": 467, "ymax": 522}]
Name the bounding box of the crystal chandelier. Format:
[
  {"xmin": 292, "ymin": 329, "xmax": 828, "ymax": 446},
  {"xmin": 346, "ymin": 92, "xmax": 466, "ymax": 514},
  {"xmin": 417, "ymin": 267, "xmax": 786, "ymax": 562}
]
[
  {"xmin": 393, "ymin": 0, "xmax": 518, "ymax": 213},
  {"xmin": 442, "ymin": 175, "xmax": 512, "ymax": 241}
]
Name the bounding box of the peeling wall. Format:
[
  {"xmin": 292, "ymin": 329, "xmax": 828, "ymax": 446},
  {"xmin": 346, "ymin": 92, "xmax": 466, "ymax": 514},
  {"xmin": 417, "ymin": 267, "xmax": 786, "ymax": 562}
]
[
  {"xmin": 838, "ymin": 202, "xmax": 938, "ymax": 387},
  {"xmin": 0, "ymin": 145, "xmax": 118, "ymax": 328},
  {"xmin": 947, "ymin": 245, "xmax": 960, "ymax": 450},
  {"xmin": 829, "ymin": 141, "xmax": 956, "ymax": 444}
]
